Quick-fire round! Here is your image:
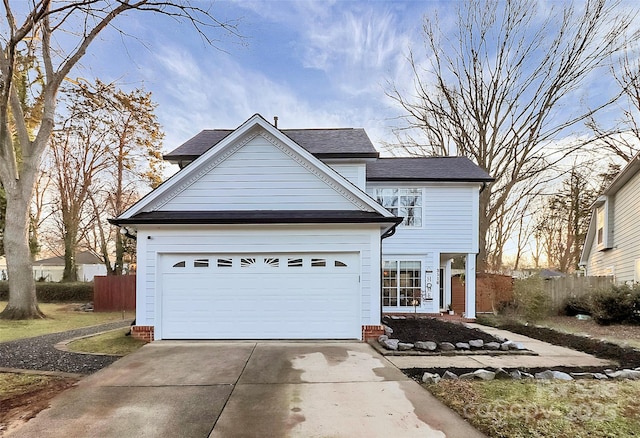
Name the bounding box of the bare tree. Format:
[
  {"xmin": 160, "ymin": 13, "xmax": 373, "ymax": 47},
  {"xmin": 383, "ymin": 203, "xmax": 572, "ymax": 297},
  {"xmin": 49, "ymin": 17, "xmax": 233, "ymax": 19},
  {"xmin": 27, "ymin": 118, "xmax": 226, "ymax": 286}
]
[
  {"xmin": 77, "ymin": 80, "xmax": 164, "ymax": 275},
  {"xmin": 388, "ymin": 0, "xmax": 638, "ymax": 270},
  {"xmin": 49, "ymin": 90, "xmax": 111, "ymax": 281},
  {"xmin": 588, "ymin": 49, "xmax": 640, "ymax": 162},
  {"xmin": 0, "ymin": 1, "xmax": 239, "ymax": 319},
  {"xmin": 534, "ymin": 163, "xmax": 602, "ymax": 272},
  {"xmin": 30, "ymin": 168, "xmax": 54, "ymax": 257}
]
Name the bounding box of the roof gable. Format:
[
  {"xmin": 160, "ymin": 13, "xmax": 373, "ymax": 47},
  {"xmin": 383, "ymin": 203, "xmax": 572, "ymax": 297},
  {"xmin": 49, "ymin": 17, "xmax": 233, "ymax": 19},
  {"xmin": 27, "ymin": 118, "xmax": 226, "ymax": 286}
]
[{"xmin": 118, "ymin": 114, "xmax": 394, "ymax": 221}]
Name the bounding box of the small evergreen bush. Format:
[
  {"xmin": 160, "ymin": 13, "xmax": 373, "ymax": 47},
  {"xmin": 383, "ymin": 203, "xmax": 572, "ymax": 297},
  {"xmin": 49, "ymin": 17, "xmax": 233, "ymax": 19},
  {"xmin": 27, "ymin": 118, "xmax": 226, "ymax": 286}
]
[
  {"xmin": 589, "ymin": 283, "xmax": 640, "ymax": 325},
  {"xmin": 562, "ymin": 295, "xmax": 592, "ymax": 316},
  {"xmin": 512, "ymin": 275, "xmax": 551, "ymax": 322}
]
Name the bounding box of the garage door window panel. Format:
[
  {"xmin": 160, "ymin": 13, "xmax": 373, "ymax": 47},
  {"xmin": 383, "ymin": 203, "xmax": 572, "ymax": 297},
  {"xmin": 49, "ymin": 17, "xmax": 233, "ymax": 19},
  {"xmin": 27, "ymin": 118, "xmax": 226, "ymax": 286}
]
[{"xmin": 194, "ymin": 259, "xmax": 209, "ymax": 268}]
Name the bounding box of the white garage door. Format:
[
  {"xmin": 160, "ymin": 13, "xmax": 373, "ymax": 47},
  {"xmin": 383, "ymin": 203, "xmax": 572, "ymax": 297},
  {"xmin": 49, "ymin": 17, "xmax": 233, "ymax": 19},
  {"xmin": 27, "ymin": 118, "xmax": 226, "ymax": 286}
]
[{"xmin": 159, "ymin": 253, "xmax": 360, "ymax": 339}]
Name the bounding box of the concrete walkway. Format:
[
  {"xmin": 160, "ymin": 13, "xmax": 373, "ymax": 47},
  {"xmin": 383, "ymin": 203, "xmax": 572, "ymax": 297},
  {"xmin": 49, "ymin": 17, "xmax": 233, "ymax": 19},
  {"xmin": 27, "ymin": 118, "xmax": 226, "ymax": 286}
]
[
  {"xmin": 386, "ymin": 323, "xmax": 615, "ymax": 369},
  {"xmin": 8, "ymin": 341, "xmax": 485, "ymax": 438}
]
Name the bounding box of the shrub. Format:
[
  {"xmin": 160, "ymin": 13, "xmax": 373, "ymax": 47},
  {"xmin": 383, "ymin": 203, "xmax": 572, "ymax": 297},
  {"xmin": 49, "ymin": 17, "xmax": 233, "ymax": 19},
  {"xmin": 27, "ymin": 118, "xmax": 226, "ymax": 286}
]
[
  {"xmin": 589, "ymin": 283, "xmax": 640, "ymax": 325},
  {"xmin": 562, "ymin": 294, "xmax": 592, "ymax": 316},
  {"xmin": 0, "ymin": 281, "xmax": 93, "ymax": 302},
  {"xmin": 512, "ymin": 275, "xmax": 551, "ymax": 322}
]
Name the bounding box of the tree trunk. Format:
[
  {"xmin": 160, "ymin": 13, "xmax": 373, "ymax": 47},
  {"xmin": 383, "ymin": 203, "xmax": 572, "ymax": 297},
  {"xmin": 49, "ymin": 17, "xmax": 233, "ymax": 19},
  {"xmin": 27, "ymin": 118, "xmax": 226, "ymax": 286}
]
[
  {"xmin": 477, "ymin": 186, "xmax": 491, "ymax": 273},
  {"xmin": 0, "ymin": 184, "xmax": 44, "ymax": 319},
  {"xmin": 114, "ymin": 232, "xmax": 124, "ymax": 275},
  {"xmin": 62, "ymin": 235, "xmax": 78, "ymax": 282},
  {"xmin": 61, "ymin": 209, "xmax": 78, "ymax": 282}
]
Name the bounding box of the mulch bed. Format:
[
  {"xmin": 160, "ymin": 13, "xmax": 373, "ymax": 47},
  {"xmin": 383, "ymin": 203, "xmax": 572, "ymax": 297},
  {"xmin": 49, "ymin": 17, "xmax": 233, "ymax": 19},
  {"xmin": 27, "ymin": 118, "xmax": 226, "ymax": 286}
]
[
  {"xmin": 498, "ymin": 322, "xmax": 640, "ymax": 369},
  {"xmin": 384, "ymin": 317, "xmax": 640, "ymax": 376},
  {"xmin": 382, "ymin": 316, "xmax": 502, "ymax": 344}
]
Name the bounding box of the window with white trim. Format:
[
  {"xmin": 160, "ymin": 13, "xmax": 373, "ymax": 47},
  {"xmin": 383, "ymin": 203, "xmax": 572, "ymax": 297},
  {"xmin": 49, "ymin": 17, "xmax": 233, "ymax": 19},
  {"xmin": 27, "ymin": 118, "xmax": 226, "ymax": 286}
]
[
  {"xmin": 597, "ymin": 206, "xmax": 605, "ymax": 246},
  {"xmin": 374, "ymin": 188, "xmax": 422, "ymax": 227},
  {"xmin": 383, "ymin": 260, "xmax": 422, "ymax": 307}
]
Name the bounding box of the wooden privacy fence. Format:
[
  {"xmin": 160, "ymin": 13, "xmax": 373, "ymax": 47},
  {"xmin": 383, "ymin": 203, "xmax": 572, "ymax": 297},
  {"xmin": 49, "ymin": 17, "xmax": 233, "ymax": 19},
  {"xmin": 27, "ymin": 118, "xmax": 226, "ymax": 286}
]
[
  {"xmin": 544, "ymin": 275, "xmax": 614, "ymax": 311},
  {"xmin": 93, "ymin": 275, "xmax": 136, "ymax": 312},
  {"xmin": 452, "ymin": 273, "xmax": 514, "ymax": 315}
]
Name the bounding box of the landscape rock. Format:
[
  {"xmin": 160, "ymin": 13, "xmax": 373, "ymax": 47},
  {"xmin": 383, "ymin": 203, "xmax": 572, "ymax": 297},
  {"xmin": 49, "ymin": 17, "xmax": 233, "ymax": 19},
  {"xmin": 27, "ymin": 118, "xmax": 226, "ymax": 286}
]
[
  {"xmin": 460, "ymin": 369, "xmax": 495, "ymax": 381},
  {"xmin": 535, "ymin": 370, "xmax": 573, "ymax": 381},
  {"xmin": 390, "ymin": 315, "xmax": 406, "ymax": 320},
  {"xmin": 398, "ymin": 342, "xmax": 414, "ymax": 351},
  {"xmin": 469, "ymin": 339, "xmax": 484, "ymax": 348},
  {"xmin": 455, "ymin": 342, "xmax": 471, "ymax": 350},
  {"xmin": 442, "ymin": 370, "xmax": 458, "ymax": 380},
  {"xmin": 414, "ymin": 341, "xmax": 437, "ymax": 351},
  {"xmin": 377, "ymin": 335, "xmax": 388, "ymax": 344},
  {"xmin": 484, "ymin": 342, "xmax": 500, "ymax": 350},
  {"xmin": 439, "ymin": 342, "xmax": 455, "ymax": 351},
  {"xmin": 509, "ymin": 370, "xmax": 523, "ymax": 380},
  {"xmin": 521, "ymin": 372, "xmax": 534, "ymax": 379},
  {"xmin": 422, "ymin": 372, "xmax": 441, "ymax": 384},
  {"xmin": 571, "ymin": 372, "xmax": 609, "ymax": 380},
  {"xmin": 383, "ymin": 325, "xmax": 393, "ymax": 336},
  {"xmin": 499, "ymin": 342, "xmax": 510, "ymax": 351},
  {"xmin": 382, "ymin": 338, "xmax": 399, "ymax": 351},
  {"xmin": 605, "ymin": 369, "xmax": 640, "ymax": 380},
  {"xmin": 494, "ymin": 368, "xmax": 511, "ymax": 380}
]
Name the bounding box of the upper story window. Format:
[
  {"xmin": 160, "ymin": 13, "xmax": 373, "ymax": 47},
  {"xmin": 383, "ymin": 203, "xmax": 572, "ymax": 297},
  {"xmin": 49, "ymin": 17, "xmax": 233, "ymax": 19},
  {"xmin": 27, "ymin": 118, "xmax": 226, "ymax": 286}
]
[
  {"xmin": 596, "ymin": 198, "xmax": 612, "ymax": 250},
  {"xmin": 596, "ymin": 206, "xmax": 605, "ymax": 246},
  {"xmin": 374, "ymin": 188, "xmax": 422, "ymax": 227}
]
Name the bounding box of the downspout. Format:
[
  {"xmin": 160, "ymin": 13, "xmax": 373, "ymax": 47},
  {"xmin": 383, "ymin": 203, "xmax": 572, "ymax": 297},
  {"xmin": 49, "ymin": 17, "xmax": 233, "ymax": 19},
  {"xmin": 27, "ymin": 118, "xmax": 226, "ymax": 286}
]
[{"xmin": 379, "ymin": 221, "xmax": 401, "ymax": 322}]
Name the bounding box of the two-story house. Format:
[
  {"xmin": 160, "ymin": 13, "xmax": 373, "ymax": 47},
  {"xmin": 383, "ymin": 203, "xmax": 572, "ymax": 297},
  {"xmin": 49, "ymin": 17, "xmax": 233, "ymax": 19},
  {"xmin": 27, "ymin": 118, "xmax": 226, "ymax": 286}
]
[
  {"xmin": 113, "ymin": 114, "xmax": 493, "ymax": 341},
  {"xmin": 580, "ymin": 153, "xmax": 640, "ymax": 283}
]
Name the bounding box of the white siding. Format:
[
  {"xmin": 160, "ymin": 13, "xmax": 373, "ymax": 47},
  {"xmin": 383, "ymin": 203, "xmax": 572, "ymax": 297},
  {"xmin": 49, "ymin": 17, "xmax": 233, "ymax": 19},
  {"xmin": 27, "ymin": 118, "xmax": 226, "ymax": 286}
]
[
  {"xmin": 160, "ymin": 136, "xmax": 358, "ymax": 211},
  {"xmin": 586, "ymin": 170, "xmax": 640, "ymax": 283},
  {"xmin": 326, "ymin": 162, "xmax": 367, "ymax": 189},
  {"xmin": 135, "ymin": 224, "xmax": 380, "ymax": 331},
  {"xmin": 368, "ymin": 183, "xmax": 479, "ymax": 255}
]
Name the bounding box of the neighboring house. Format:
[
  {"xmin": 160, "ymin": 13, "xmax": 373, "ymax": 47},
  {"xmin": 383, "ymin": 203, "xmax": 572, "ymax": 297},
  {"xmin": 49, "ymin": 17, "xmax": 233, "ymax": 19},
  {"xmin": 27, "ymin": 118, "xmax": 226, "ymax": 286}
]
[
  {"xmin": 112, "ymin": 114, "xmax": 493, "ymax": 341},
  {"xmin": 0, "ymin": 251, "xmax": 108, "ymax": 282},
  {"xmin": 580, "ymin": 153, "xmax": 640, "ymax": 284}
]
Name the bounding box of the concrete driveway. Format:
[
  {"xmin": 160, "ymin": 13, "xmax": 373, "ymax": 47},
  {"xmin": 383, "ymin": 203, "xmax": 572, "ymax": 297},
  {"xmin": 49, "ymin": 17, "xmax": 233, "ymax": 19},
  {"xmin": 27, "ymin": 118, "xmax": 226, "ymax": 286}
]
[{"xmin": 9, "ymin": 341, "xmax": 484, "ymax": 438}]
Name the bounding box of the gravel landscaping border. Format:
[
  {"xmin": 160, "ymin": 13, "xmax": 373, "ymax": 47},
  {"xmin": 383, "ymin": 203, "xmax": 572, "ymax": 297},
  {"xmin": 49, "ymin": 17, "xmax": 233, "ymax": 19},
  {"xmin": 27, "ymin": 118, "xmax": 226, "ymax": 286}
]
[{"xmin": 0, "ymin": 320, "xmax": 133, "ymax": 374}]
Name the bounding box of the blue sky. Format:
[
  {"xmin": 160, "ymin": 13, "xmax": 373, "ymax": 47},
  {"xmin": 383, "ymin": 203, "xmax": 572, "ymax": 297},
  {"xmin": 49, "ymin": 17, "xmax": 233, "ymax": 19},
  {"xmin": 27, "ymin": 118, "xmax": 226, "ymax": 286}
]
[
  {"xmin": 74, "ymin": 1, "xmax": 433, "ymax": 154},
  {"xmin": 61, "ymin": 0, "xmax": 636, "ymax": 165}
]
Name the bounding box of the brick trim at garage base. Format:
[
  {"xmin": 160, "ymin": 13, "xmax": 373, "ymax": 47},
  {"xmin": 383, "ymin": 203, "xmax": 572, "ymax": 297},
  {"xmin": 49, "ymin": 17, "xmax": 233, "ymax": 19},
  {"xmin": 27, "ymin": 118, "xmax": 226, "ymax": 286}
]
[
  {"xmin": 131, "ymin": 325, "xmax": 154, "ymax": 342},
  {"xmin": 362, "ymin": 325, "xmax": 384, "ymax": 341}
]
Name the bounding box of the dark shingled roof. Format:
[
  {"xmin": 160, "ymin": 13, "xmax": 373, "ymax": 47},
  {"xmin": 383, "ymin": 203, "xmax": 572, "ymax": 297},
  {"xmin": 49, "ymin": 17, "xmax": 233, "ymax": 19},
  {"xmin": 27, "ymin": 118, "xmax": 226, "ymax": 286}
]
[
  {"xmin": 164, "ymin": 128, "xmax": 379, "ymax": 162},
  {"xmin": 111, "ymin": 210, "xmax": 402, "ymax": 226},
  {"xmin": 366, "ymin": 157, "xmax": 494, "ymax": 182}
]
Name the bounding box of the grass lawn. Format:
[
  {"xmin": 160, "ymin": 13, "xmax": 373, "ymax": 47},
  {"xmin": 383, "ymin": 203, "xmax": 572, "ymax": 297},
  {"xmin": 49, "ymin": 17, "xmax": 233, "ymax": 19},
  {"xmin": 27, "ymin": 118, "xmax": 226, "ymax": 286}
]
[
  {"xmin": 0, "ymin": 302, "xmax": 134, "ymax": 343},
  {"xmin": 67, "ymin": 327, "xmax": 146, "ymax": 356},
  {"xmin": 0, "ymin": 373, "xmax": 70, "ymax": 400},
  {"xmin": 426, "ymin": 379, "xmax": 640, "ymax": 438}
]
